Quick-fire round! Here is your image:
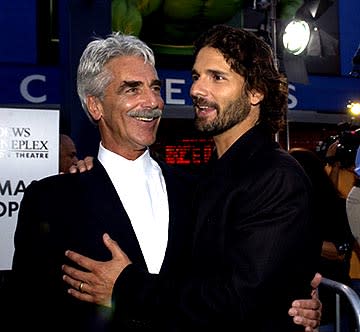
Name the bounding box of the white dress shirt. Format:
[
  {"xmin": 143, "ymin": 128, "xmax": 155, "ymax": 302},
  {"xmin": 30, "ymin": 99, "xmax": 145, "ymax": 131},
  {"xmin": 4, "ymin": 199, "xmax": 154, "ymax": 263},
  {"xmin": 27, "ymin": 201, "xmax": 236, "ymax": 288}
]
[{"xmin": 98, "ymin": 143, "xmax": 169, "ymax": 273}]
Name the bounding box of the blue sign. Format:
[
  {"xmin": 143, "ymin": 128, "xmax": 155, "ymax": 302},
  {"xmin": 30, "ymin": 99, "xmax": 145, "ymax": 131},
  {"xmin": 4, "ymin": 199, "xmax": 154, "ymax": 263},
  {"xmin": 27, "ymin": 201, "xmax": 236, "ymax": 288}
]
[
  {"xmin": 0, "ymin": 65, "xmax": 60, "ymax": 105},
  {"xmin": 0, "ymin": 65, "xmax": 359, "ymax": 114},
  {"xmin": 0, "ymin": 0, "xmax": 37, "ymax": 64}
]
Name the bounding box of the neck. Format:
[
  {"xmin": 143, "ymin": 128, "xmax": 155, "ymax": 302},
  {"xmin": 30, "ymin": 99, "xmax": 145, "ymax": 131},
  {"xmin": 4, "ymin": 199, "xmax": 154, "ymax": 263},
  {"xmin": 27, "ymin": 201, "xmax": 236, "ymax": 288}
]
[
  {"xmin": 213, "ymin": 109, "xmax": 259, "ymax": 158},
  {"xmin": 101, "ymin": 141, "xmax": 147, "ymax": 161}
]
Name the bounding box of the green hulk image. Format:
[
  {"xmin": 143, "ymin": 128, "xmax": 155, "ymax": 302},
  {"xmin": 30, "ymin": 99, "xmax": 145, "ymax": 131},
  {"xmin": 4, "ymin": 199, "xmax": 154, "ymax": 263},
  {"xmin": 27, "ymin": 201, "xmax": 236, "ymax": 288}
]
[
  {"xmin": 112, "ymin": 0, "xmax": 303, "ymax": 54},
  {"xmin": 112, "ymin": 0, "xmax": 162, "ymax": 36}
]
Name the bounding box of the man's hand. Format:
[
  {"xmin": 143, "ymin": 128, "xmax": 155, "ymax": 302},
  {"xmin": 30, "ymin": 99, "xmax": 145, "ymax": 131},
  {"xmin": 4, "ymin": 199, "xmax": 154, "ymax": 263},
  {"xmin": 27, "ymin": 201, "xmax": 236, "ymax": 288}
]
[
  {"xmin": 69, "ymin": 156, "xmax": 94, "ymax": 173},
  {"xmin": 289, "ymin": 273, "xmax": 322, "ymax": 332},
  {"xmin": 62, "ymin": 233, "xmax": 132, "ymax": 307}
]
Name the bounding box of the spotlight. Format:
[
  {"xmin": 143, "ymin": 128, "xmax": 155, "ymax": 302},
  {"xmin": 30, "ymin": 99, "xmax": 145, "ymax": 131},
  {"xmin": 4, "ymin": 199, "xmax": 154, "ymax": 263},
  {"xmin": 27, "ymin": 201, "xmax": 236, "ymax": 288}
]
[
  {"xmin": 282, "ymin": 19, "xmax": 311, "ymax": 55},
  {"xmin": 279, "ymin": 0, "xmax": 338, "ymax": 84},
  {"xmin": 347, "ymin": 101, "xmax": 360, "ymax": 117}
]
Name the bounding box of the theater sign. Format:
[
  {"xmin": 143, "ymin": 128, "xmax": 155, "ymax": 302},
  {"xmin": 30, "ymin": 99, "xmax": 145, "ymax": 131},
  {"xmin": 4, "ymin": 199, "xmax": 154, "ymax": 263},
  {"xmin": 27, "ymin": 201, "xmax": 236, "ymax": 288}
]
[{"xmin": 0, "ymin": 108, "xmax": 59, "ymax": 270}]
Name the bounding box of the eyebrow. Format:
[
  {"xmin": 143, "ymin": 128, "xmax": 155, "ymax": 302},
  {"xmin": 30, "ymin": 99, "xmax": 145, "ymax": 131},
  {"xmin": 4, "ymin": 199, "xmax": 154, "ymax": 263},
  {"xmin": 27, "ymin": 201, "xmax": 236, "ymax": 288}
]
[
  {"xmin": 191, "ymin": 68, "xmax": 228, "ymax": 77},
  {"xmin": 117, "ymin": 79, "xmax": 162, "ymax": 92},
  {"xmin": 151, "ymin": 79, "xmax": 162, "ymax": 87},
  {"xmin": 120, "ymin": 80, "xmax": 142, "ymax": 89}
]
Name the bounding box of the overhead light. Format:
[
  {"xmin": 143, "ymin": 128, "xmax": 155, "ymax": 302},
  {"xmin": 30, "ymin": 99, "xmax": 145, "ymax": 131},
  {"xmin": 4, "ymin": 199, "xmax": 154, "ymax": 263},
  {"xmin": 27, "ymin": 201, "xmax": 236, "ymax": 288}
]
[
  {"xmin": 347, "ymin": 101, "xmax": 360, "ymax": 117},
  {"xmin": 282, "ymin": 19, "xmax": 310, "ymax": 55},
  {"xmin": 284, "ymin": 0, "xmax": 338, "ymax": 57},
  {"xmin": 279, "ymin": 0, "xmax": 338, "ymax": 84}
]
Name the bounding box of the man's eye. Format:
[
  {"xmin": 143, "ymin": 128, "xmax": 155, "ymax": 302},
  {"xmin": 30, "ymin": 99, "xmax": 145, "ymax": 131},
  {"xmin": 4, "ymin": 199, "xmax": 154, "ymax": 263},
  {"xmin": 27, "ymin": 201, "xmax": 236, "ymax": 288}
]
[{"xmin": 213, "ymin": 74, "xmax": 224, "ymax": 81}]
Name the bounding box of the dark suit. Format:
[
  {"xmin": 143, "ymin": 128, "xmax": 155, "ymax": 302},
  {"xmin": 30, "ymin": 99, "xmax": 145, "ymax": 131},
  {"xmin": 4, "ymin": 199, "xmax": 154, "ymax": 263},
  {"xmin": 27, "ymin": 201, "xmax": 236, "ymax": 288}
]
[
  {"xmin": 8, "ymin": 157, "xmax": 195, "ymax": 332},
  {"xmin": 111, "ymin": 124, "xmax": 322, "ymax": 332}
]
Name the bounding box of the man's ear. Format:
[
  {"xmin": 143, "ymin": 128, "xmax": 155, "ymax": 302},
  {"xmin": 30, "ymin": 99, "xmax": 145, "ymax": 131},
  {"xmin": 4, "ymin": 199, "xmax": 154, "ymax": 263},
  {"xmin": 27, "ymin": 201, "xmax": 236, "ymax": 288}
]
[
  {"xmin": 249, "ymin": 90, "xmax": 264, "ymax": 106},
  {"xmin": 87, "ymin": 95, "xmax": 103, "ymax": 121}
]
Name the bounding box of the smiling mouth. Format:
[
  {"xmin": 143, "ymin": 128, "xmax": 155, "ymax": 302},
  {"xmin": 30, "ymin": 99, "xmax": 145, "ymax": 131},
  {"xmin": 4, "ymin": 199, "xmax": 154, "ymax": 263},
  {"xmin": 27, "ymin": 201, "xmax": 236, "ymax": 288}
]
[
  {"xmin": 196, "ymin": 105, "xmax": 216, "ymax": 115},
  {"xmin": 134, "ymin": 116, "xmax": 159, "ymax": 122},
  {"xmin": 199, "ymin": 105, "xmax": 210, "ymax": 111}
]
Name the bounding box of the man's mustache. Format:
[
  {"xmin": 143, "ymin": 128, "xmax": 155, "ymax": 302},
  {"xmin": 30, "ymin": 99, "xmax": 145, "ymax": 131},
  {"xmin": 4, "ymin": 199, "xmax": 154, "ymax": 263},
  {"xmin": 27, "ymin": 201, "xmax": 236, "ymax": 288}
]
[
  {"xmin": 192, "ymin": 96, "xmax": 218, "ymax": 109},
  {"xmin": 127, "ymin": 108, "xmax": 163, "ymax": 119}
]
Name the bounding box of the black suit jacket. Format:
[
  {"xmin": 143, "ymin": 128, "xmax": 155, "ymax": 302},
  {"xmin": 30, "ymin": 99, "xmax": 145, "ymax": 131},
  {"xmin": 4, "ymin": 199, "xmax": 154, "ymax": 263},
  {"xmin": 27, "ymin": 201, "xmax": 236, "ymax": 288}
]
[
  {"xmin": 7, "ymin": 157, "xmax": 196, "ymax": 332},
  {"xmin": 111, "ymin": 124, "xmax": 322, "ymax": 332}
]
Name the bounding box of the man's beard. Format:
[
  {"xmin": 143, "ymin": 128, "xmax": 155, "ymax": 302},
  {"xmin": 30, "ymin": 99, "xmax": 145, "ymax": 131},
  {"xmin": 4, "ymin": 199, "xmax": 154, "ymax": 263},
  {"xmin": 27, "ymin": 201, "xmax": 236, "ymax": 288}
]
[{"xmin": 194, "ymin": 94, "xmax": 251, "ymax": 136}]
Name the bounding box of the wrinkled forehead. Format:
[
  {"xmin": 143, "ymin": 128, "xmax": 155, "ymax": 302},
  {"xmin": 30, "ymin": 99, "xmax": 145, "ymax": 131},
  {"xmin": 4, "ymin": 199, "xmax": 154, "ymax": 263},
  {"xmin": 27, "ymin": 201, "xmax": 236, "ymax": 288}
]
[{"xmin": 105, "ymin": 56, "xmax": 159, "ymax": 83}]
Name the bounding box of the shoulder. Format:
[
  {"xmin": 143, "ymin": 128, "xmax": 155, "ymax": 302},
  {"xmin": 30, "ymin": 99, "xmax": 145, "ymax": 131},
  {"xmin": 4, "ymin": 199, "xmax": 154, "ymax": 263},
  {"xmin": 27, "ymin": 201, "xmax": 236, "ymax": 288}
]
[
  {"xmin": 347, "ymin": 186, "xmax": 360, "ymax": 203},
  {"xmin": 250, "ymin": 146, "xmax": 310, "ymax": 185},
  {"xmin": 22, "ymin": 174, "xmax": 78, "ymax": 204},
  {"xmin": 25, "ymin": 161, "xmax": 105, "ymax": 195}
]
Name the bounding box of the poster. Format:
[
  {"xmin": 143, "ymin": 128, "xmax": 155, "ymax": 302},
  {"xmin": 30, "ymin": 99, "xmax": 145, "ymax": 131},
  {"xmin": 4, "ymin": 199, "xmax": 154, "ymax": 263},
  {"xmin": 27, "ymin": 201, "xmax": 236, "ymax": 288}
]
[{"xmin": 0, "ymin": 107, "xmax": 59, "ymax": 270}]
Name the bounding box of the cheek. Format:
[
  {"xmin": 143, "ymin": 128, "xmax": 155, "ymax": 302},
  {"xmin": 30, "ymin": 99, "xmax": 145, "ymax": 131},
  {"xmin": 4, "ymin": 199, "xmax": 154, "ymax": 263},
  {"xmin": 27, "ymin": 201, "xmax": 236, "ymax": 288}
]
[
  {"xmin": 123, "ymin": 99, "xmax": 135, "ymax": 109},
  {"xmin": 104, "ymin": 98, "xmax": 131, "ymax": 120},
  {"xmin": 158, "ymin": 98, "xmax": 165, "ymax": 110},
  {"xmin": 221, "ymin": 88, "xmax": 243, "ymax": 105}
]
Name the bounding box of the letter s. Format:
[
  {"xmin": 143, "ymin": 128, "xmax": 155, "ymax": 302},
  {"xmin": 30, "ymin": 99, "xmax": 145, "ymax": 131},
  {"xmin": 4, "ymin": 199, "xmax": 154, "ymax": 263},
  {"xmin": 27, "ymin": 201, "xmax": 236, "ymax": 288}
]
[{"xmin": 288, "ymin": 84, "xmax": 297, "ymax": 109}]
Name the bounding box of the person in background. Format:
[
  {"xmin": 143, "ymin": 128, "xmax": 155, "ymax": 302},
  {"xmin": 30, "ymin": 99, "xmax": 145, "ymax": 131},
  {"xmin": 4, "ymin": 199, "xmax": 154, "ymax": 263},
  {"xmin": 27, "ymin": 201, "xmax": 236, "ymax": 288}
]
[
  {"xmin": 346, "ymin": 145, "xmax": 360, "ymax": 297},
  {"xmin": 59, "ymin": 133, "xmax": 79, "ymax": 173},
  {"xmin": 62, "ymin": 25, "xmax": 322, "ymax": 332},
  {"xmin": 325, "ymin": 139, "xmax": 360, "ymax": 299},
  {"xmin": 289, "ymin": 147, "xmax": 354, "ymax": 331},
  {"xmin": 325, "ymin": 139, "xmax": 357, "ymax": 200}
]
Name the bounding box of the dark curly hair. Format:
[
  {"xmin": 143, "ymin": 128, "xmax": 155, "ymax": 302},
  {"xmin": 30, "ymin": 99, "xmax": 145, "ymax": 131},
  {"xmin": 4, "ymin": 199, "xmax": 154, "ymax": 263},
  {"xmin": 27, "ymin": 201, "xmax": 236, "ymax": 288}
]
[{"xmin": 193, "ymin": 24, "xmax": 288, "ymax": 133}]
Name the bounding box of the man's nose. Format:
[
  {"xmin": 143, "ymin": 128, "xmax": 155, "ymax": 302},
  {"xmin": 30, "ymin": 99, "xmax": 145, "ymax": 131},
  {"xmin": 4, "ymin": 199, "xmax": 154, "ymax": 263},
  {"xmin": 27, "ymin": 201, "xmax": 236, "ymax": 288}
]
[
  {"xmin": 142, "ymin": 89, "xmax": 163, "ymax": 109},
  {"xmin": 190, "ymin": 78, "xmax": 208, "ymax": 98}
]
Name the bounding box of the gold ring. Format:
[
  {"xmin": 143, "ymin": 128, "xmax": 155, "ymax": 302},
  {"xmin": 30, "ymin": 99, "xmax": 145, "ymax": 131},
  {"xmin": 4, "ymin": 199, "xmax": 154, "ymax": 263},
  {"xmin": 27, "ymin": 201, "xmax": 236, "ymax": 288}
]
[{"xmin": 79, "ymin": 282, "xmax": 84, "ymax": 293}]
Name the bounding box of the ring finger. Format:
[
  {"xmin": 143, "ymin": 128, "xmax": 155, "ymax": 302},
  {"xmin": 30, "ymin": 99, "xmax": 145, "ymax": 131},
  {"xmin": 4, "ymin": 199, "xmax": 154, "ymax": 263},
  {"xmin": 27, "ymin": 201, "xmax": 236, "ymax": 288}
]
[{"xmin": 63, "ymin": 274, "xmax": 85, "ymax": 292}]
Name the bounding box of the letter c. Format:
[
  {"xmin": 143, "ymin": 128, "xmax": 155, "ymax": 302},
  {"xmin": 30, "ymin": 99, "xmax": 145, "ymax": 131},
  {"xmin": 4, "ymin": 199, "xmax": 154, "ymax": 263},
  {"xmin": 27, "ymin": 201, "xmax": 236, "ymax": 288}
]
[{"xmin": 20, "ymin": 74, "xmax": 46, "ymax": 103}]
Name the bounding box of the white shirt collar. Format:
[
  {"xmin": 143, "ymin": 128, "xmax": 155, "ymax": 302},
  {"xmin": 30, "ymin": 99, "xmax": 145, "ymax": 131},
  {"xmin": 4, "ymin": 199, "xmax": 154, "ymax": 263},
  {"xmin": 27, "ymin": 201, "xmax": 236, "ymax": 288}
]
[
  {"xmin": 98, "ymin": 142, "xmax": 152, "ymax": 177},
  {"xmin": 96, "ymin": 142, "xmax": 169, "ymax": 274}
]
